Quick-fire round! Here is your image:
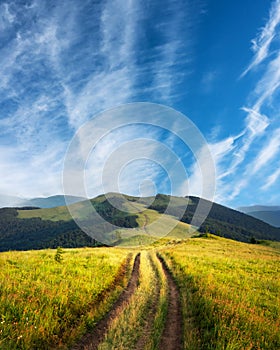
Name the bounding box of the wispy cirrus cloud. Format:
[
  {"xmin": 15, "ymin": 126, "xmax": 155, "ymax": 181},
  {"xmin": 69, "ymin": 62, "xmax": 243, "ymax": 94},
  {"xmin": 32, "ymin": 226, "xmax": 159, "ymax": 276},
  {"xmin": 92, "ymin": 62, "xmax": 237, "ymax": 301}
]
[
  {"xmin": 241, "ymin": 0, "xmax": 280, "ymax": 77},
  {"xmin": 62, "ymin": 0, "xmax": 197, "ymax": 128},
  {"xmin": 251, "ymin": 128, "xmax": 280, "ymax": 174},
  {"xmin": 219, "ymin": 128, "xmax": 280, "ymax": 202},
  {"xmin": 4, "ymin": 0, "xmax": 279, "ymax": 209},
  {"xmin": 261, "ymin": 166, "xmax": 280, "ymax": 190},
  {"xmin": 0, "ymin": 0, "xmax": 200, "ymax": 198},
  {"xmin": 212, "ymin": 0, "xmax": 280, "ymax": 206}
]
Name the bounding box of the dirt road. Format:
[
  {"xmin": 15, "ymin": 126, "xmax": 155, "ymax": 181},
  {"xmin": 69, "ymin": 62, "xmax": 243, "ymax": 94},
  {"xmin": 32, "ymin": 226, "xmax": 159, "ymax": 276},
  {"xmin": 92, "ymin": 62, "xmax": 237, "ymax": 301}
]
[{"xmin": 71, "ymin": 252, "xmax": 182, "ymax": 350}]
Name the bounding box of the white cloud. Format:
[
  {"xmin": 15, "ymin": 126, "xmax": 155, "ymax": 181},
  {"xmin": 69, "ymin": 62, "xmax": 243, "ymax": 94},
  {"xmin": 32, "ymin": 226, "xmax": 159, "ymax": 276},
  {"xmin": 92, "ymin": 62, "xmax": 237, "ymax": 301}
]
[
  {"xmin": 222, "ymin": 0, "xmax": 280, "ymax": 204},
  {"xmin": 63, "ymin": 0, "xmax": 195, "ymax": 129},
  {"xmin": 208, "ymin": 109, "xmax": 269, "ymax": 202},
  {"xmin": 241, "ymin": 107, "xmax": 269, "ymax": 136},
  {"xmin": 83, "ymin": 125, "xmax": 184, "ymax": 197},
  {"xmin": 151, "ymin": 41, "xmax": 182, "ymax": 103},
  {"xmin": 251, "ymin": 129, "xmax": 280, "ymax": 174},
  {"xmin": 0, "ymin": 2, "xmax": 16, "ymax": 30},
  {"xmin": 261, "ymin": 166, "xmax": 280, "ymax": 190},
  {"xmin": 180, "ymin": 141, "xmax": 216, "ymax": 201},
  {"xmin": 62, "ymin": 0, "xmax": 140, "ymax": 129},
  {"xmin": 241, "ymin": 0, "xmax": 280, "ymax": 77},
  {"xmin": 64, "ymin": 68, "xmax": 134, "ymax": 129},
  {"xmin": 0, "ymin": 138, "xmax": 66, "ymax": 198},
  {"xmin": 0, "ymin": 0, "xmax": 207, "ymax": 200},
  {"xmin": 252, "ymin": 51, "xmax": 280, "ymax": 110},
  {"xmin": 214, "ymin": 125, "xmax": 280, "ymax": 204}
]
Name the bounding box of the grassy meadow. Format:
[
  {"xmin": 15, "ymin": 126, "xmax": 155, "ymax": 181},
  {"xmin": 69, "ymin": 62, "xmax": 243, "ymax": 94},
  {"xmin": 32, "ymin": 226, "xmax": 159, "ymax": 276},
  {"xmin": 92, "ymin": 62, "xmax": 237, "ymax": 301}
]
[
  {"xmin": 0, "ymin": 235, "xmax": 279, "ymax": 349},
  {"xmin": 0, "ymin": 248, "xmax": 132, "ymax": 349},
  {"xmin": 160, "ymin": 235, "xmax": 280, "ymax": 349},
  {"xmin": 99, "ymin": 251, "xmax": 169, "ymax": 350}
]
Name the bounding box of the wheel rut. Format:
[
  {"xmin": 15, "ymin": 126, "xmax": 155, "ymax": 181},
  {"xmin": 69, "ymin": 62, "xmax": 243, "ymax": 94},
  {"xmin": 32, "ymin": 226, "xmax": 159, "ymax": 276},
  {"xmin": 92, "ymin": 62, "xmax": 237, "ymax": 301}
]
[
  {"xmin": 71, "ymin": 253, "xmax": 182, "ymax": 350},
  {"xmin": 134, "ymin": 253, "xmax": 183, "ymax": 350},
  {"xmin": 158, "ymin": 254, "xmax": 183, "ymax": 350},
  {"xmin": 134, "ymin": 254, "xmax": 160, "ymax": 350},
  {"xmin": 143, "ymin": 213, "xmax": 149, "ymax": 234},
  {"xmin": 71, "ymin": 253, "xmax": 140, "ymax": 350}
]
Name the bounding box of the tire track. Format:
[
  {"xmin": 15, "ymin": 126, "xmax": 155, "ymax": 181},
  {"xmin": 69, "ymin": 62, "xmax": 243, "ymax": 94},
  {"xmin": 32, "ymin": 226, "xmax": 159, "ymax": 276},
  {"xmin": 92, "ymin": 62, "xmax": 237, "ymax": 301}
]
[
  {"xmin": 71, "ymin": 253, "xmax": 140, "ymax": 350},
  {"xmin": 134, "ymin": 253, "xmax": 161, "ymax": 349},
  {"xmin": 143, "ymin": 213, "xmax": 149, "ymax": 233},
  {"xmin": 158, "ymin": 254, "xmax": 183, "ymax": 350}
]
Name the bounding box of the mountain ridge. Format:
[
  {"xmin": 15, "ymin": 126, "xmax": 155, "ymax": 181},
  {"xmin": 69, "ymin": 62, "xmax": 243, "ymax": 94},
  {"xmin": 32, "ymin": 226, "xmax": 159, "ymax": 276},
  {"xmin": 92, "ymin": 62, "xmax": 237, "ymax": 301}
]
[
  {"xmin": 0, "ymin": 193, "xmax": 279, "ymax": 251},
  {"xmin": 237, "ymin": 205, "xmax": 280, "ymax": 227},
  {"xmin": 0, "ymin": 194, "xmax": 86, "ymax": 209},
  {"xmin": 238, "ymin": 205, "xmax": 280, "ymax": 212}
]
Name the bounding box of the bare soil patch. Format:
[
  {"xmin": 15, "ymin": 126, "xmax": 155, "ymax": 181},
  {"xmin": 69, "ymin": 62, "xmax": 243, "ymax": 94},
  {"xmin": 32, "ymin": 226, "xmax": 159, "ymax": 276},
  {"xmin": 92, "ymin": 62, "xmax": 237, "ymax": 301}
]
[{"xmin": 158, "ymin": 254, "xmax": 183, "ymax": 350}]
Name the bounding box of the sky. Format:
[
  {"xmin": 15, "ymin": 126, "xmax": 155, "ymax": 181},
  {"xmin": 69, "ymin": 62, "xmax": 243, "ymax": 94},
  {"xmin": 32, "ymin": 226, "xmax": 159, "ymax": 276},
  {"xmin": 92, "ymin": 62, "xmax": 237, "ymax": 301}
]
[{"xmin": 0, "ymin": 0, "xmax": 280, "ymax": 208}]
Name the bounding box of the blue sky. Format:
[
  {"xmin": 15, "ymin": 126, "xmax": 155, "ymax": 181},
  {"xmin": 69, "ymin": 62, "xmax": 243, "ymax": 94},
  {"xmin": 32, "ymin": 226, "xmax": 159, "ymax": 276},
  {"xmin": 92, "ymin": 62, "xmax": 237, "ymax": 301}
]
[{"xmin": 0, "ymin": 0, "xmax": 280, "ymax": 208}]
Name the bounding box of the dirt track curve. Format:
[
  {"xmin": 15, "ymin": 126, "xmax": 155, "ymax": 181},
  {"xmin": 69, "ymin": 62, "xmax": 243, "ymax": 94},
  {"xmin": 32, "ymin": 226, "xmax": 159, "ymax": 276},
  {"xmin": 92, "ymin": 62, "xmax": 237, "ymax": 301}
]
[{"xmin": 71, "ymin": 252, "xmax": 182, "ymax": 350}]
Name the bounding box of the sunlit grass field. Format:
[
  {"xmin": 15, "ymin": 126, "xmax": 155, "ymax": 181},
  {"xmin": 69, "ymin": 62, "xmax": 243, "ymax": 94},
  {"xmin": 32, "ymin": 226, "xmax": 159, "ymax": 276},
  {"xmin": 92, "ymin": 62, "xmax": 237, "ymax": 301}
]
[
  {"xmin": 99, "ymin": 251, "xmax": 169, "ymax": 350},
  {"xmin": 0, "ymin": 248, "xmax": 131, "ymax": 349},
  {"xmin": 161, "ymin": 235, "xmax": 280, "ymax": 349},
  {"xmin": 0, "ymin": 235, "xmax": 279, "ymax": 349}
]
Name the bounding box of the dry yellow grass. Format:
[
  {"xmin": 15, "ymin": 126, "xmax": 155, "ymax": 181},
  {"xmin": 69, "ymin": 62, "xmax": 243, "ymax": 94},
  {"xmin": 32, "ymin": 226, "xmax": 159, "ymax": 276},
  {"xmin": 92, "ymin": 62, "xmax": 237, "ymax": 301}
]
[
  {"xmin": 0, "ymin": 248, "xmax": 130, "ymax": 349},
  {"xmin": 160, "ymin": 236, "xmax": 280, "ymax": 349}
]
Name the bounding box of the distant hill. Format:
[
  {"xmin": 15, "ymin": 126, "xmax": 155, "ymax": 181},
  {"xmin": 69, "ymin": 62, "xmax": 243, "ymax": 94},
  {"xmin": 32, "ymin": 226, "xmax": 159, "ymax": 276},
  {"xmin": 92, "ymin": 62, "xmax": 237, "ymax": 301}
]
[
  {"xmin": 243, "ymin": 211, "xmax": 280, "ymax": 228},
  {"xmin": 238, "ymin": 205, "xmax": 280, "ymax": 213},
  {"xmin": 148, "ymin": 194, "xmax": 280, "ymax": 242},
  {"xmin": 22, "ymin": 195, "xmax": 86, "ymax": 208},
  {"xmin": 0, "ymin": 195, "xmax": 86, "ymax": 209},
  {"xmin": 0, "ymin": 207, "xmax": 100, "ymax": 251},
  {"xmin": 238, "ymin": 205, "xmax": 280, "ymax": 227},
  {"xmin": 0, "ymin": 194, "xmax": 26, "ymax": 208},
  {"xmin": 0, "ymin": 193, "xmax": 279, "ymax": 251}
]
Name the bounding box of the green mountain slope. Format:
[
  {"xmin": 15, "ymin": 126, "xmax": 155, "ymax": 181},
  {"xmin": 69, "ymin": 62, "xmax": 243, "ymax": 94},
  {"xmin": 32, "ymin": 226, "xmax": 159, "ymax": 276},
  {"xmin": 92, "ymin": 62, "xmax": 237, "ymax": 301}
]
[
  {"xmin": 148, "ymin": 194, "xmax": 280, "ymax": 242},
  {"xmin": 0, "ymin": 193, "xmax": 279, "ymax": 251}
]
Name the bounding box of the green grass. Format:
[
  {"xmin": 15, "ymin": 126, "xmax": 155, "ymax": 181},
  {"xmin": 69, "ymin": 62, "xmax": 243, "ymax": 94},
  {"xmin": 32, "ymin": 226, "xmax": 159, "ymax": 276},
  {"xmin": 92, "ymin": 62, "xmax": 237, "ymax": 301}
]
[
  {"xmin": 17, "ymin": 199, "xmax": 98, "ymax": 222},
  {"xmin": 18, "ymin": 199, "xmax": 194, "ymax": 245},
  {"xmin": 136, "ymin": 208, "xmax": 193, "ymax": 238},
  {"xmin": 17, "ymin": 205, "xmax": 72, "ymax": 221},
  {"xmin": 110, "ymin": 207, "xmax": 194, "ymax": 247},
  {"xmin": 258, "ymin": 240, "xmax": 280, "ymax": 249},
  {"xmin": 98, "ymin": 251, "xmax": 155, "ymax": 349},
  {"xmin": 1, "ymin": 235, "xmax": 279, "ymax": 349},
  {"xmin": 0, "ymin": 247, "xmax": 131, "ymax": 349},
  {"xmin": 98, "ymin": 251, "xmax": 168, "ymax": 350},
  {"xmin": 160, "ymin": 236, "xmax": 280, "ymax": 349}
]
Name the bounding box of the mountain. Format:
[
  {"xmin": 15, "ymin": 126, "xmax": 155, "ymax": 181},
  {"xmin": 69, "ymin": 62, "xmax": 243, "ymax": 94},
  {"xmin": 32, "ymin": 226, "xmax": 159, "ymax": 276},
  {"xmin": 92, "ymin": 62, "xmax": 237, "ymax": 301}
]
[
  {"xmin": 238, "ymin": 205, "xmax": 280, "ymax": 227},
  {"xmin": 0, "ymin": 194, "xmax": 86, "ymax": 208},
  {"xmin": 238, "ymin": 205, "xmax": 280, "ymax": 213},
  {"xmin": 0, "ymin": 193, "xmax": 279, "ymax": 251},
  {"xmin": 148, "ymin": 195, "xmax": 280, "ymax": 242},
  {"xmin": 243, "ymin": 211, "xmax": 280, "ymax": 228},
  {"xmin": 22, "ymin": 195, "xmax": 86, "ymax": 208},
  {"xmin": 0, "ymin": 194, "xmax": 26, "ymax": 208}
]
